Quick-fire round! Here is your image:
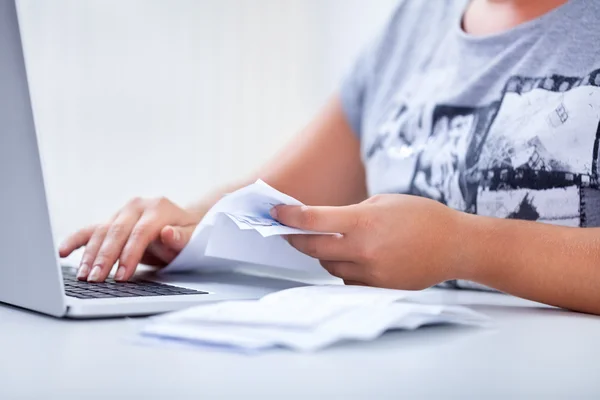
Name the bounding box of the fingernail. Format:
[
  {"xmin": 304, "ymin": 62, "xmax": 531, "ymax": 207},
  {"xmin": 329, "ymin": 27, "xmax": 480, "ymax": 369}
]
[
  {"xmin": 87, "ymin": 266, "xmax": 102, "ymax": 282},
  {"xmin": 115, "ymin": 266, "xmax": 127, "ymax": 281},
  {"xmin": 172, "ymin": 228, "xmax": 181, "ymax": 242},
  {"xmin": 269, "ymin": 207, "xmax": 278, "ymax": 219},
  {"xmin": 77, "ymin": 263, "xmax": 90, "ymax": 280}
]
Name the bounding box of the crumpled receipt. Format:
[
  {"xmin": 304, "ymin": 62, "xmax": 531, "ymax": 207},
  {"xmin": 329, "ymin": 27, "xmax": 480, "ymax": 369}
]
[
  {"xmin": 162, "ymin": 180, "xmax": 336, "ymax": 274},
  {"xmin": 140, "ymin": 285, "xmax": 490, "ymax": 352}
]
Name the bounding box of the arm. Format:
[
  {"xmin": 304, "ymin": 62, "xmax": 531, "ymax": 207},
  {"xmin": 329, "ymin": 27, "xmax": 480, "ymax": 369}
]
[
  {"xmin": 59, "ymin": 95, "xmax": 366, "ymax": 282},
  {"xmin": 257, "ymin": 97, "xmax": 367, "ymax": 206},
  {"xmin": 463, "ymin": 214, "xmax": 600, "ymax": 315},
  {"xmin": 187, "ymin": 95, "xmax": 366, "ymax": 213},
  {"xmin": 272, "ymin": 194, "xmax": 600, "ymax": 315}
]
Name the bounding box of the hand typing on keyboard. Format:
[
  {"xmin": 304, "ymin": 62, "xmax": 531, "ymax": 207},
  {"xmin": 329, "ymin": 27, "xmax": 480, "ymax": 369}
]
[
  {"xmin": 59, "ymin": 197, "xmax": 204, "ymax": 283},
  {"xmin": 61, "ymin": 267, "xmax": 206, "ymax": 298}
]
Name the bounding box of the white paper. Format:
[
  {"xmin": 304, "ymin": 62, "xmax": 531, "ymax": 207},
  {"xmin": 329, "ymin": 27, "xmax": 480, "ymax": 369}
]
[
  {"xmin": 158, "ymin": 225, "xmax": 228, "ymax": 273},
  {"xmin": 224, "ymin": 213, "xmax": 330, "ymax": 237},
  {"xmin": 205, "ymin": 214, "xmax": 325, "ymax": 273},
  {"xmin": 157, "ymin": 285, "xmax": 412, "ymax": 328},
  {"xmin": 162, "ymin": 180, "xmax": 335, "ymax": 274},
  {"xmin": 141, "ymin": 285, "xmax": 489, "ymax": 352}
]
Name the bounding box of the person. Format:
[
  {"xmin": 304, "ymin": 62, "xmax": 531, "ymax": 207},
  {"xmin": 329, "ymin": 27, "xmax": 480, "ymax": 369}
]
[{"xmin": 59, "ymin": 0, "xmax": 600, "ymax": 315}]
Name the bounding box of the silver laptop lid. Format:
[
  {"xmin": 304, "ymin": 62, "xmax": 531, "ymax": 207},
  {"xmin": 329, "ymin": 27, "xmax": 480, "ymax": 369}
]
[{"xmin": 0, "ymin": 0, "xmax": 66, "ymax": 316}]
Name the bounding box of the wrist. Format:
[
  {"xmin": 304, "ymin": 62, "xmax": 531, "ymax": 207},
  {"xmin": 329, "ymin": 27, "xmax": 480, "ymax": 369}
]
[
  {"xmin": 450, "ymin": 211, "xmax": 495, "ymax": 282},
  {"xmin": 185, "ymin": 201, "xmax": 212, "ymax": 222},
  {"xmin": 184, "ymin": 180, "xmax": 251, "ymax": 223},
  {"xmin": 184, "ymin": 192, "xmax": 220, "ymax": 223},
  {"xmin": 453, "ymin": 212, "xmax": 514, "ymax": 284}
]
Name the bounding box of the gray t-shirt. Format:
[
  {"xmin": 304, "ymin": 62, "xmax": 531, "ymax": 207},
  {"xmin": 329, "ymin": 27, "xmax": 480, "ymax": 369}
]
[{"xmin": 340, "ymin": 0, "xmax": 600, "ymax": 290}]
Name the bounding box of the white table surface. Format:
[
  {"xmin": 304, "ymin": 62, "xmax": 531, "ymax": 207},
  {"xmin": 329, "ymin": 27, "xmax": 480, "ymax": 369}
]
[{"xmin": 2, "ymin": 275, "xmax": 600, "ymax": 399}]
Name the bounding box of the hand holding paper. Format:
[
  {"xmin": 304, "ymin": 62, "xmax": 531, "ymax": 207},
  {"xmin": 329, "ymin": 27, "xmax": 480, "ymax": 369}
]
[
  {"xmin": 270, "ymin": 193, "xmax": 465, "ymax": 290},
  {"xmin": 162, "ymin": 180, "xmax": 336, "ymax": 274}
]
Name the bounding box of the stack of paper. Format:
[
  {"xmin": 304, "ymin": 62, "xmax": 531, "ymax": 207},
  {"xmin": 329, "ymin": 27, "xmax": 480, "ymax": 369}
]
[
  {"xmin": 141, "ymin": 285, "xmax": 489, "ymax": 352},
  {"xmin": 162, "ymin": 180, "xmax": 335, "ymax": 274}
]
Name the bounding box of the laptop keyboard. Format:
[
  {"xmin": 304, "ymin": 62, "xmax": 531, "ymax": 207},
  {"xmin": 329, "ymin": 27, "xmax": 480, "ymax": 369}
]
[{"xmin": 62, "ymin": 267, "xmax": 208, "ymax": 300}]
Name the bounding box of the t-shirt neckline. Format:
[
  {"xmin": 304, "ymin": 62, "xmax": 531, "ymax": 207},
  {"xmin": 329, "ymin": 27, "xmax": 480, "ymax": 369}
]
[{"xmin": 453, "ymin": 0, "xmax": 580, "ymax": 45}]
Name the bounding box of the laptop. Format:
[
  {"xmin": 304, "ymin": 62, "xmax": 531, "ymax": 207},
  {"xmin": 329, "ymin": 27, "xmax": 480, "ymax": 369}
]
[{"xmin": 0, "ymin": 0, "xmax": 301, "ymax": 318}]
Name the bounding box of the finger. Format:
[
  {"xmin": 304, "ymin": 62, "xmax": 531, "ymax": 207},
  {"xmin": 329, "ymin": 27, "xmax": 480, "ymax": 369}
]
[
  {"xmin": 145, "ymin": 241, "xmax": 178, "ymax": 265},
  {"xmin": 272, "ymin": 205, "xmax": 359, "ymax": 233},
  {"xmin": 140, "ymin": 249, "xmax": 170, "ymax": 267},
  {"xmin": 58, "ymin": 225, "xmax": 96, "ymax": 258},
  {"xmin": 117, "ymin": 212, "xmax": 168, "ymax": 281},
  {"xmin": 160, "ymin": 225, "xmax": 195, "ymax": 252},
  {"xmin": 320, "ymin": 260, "xmax": 366, "ymax": 282},
  {"xmin": 93, "ymin": 207, "xmax": 143, "ymax": 282},
  {"xmin": 343, "ymin": 280, "xmax": 367, "ymax": 286},
  {"xmin": 286, "ymin": 234, "xmax": 355, "ymax": 261},
  {"xmin": 77, "ymin": 224, "xmax": 110, "ymax": 281},
  {"xmin": 135, "ymin": 225, "xmax": 196, "ymax": 272}
]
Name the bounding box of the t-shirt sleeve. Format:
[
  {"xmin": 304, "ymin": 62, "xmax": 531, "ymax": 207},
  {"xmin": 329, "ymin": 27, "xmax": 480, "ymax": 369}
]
[
  {"xmin": 339, "ymin": 3, "xmax": 405, "ymax": 140},
  {"xmin": 340, "ymin": 44, "xmax": 372, "ymax": 140}
]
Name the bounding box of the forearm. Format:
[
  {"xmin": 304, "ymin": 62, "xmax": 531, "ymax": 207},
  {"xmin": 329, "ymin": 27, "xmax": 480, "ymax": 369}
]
[
  {"xmin": 256, "ymin": 96, "xmax": 367, "ymax": 207},
  {"xmin": 184, "ymin": 180, "xmax": 252, "ymax": 221},
  {"xmin": 186, "ymin": 95, "xmax": 366, "ymax": 221},
  {"xmin": 460, "ymin": 213, "xmax": 600, "ymax": 315}
]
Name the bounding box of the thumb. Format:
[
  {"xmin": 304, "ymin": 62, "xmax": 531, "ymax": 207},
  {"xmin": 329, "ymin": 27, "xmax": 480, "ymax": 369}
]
[
  {"xmin": 272, "ymin": 205, "xmax": 358, "ymax": 233},
  {"xmin": 160, "ymin": 224, "xmax": 195, "ymax": 252}
]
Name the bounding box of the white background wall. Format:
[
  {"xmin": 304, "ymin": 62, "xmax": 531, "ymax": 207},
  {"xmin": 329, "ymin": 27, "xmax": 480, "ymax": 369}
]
[{"xmin": 16, "ymin": 0, "xmax": 397, "ymax": 240}]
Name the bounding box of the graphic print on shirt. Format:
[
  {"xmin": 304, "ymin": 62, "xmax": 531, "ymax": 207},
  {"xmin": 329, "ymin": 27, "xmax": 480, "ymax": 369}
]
[{"xmin": 368, "ymin": 67, "xmax": 600, "ymax": 227}]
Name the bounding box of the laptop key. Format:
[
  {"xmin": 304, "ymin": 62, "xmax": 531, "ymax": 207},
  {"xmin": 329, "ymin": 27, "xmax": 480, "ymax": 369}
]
[
  {"xmin": 61, "ymin": 266, "xmax": 208, "ymax": 299},
  {"xmin": 122, "ymin": 289, "xmax": 157, "ymax": 296},
  {"xmin": 111, "ymin": 292, "xmax": 138, "ymax": 298},
  {"xmin": 66, "ymin": 293, "xmax": 93, "ymax": 299},
  {"xmin": 89, "ymin": 293, "xmax": 114, "ymax": 298}
]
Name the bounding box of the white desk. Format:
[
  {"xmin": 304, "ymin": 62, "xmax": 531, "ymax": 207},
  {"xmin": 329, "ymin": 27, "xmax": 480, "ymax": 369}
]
[{"xmin": 2, "ymin": 278, "xmax": 600, "ymax": 399}]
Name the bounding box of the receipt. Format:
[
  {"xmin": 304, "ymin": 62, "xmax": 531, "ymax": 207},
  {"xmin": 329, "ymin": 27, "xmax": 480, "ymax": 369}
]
[
  {"xmin": 157, "ymin": 285, "xmax": 412, "ymax": 328},
  {"xmin": 141, "ymin": 285, "xmax": 490, "ymax": 352},
  {"xmin": 162, "ymin": 180, "xmax": 335, "ymax": 273}
]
